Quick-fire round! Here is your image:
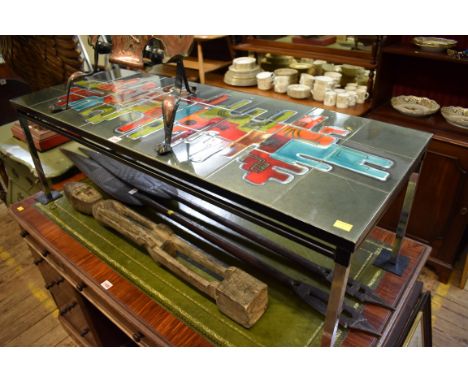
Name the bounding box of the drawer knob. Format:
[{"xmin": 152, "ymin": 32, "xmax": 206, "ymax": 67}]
[
  {"xmin": 76, "ymin": 282, "xmax": 86, "ymax": 292},
  {"xmin": 45, "ymin": 281, "xmax": 56, "ymax": 290},
  {"xmin": 33, "ymin": 258, "xmax": 44, "ymax": 266},
  {"xmin": 132, "ymin": 332, "xmax": 144, "ymax": 343},
  {"xmin": 59, "ymin": 301, "xmax": 77, "ymax": 315},
  {"xmin": 56, "ymin": 277, "xmax": 65, "ymax": 285},
  {"xmin": 80, "ymin": 328, "xmax": 90, "ymax": 337}
]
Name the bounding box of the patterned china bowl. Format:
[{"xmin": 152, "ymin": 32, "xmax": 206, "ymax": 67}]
[
  {"xmin": 391, "ymin": 95, "xmax": 440, "ymax": 117},
  {"xmin": 413, "ymin": 37, "xmax": 457, "ymax": 53},
  {"xmin": 441, "ymin": 106, "xmax": 468, "ymax": 129}
]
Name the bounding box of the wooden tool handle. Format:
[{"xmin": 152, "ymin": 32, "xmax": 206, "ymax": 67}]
[
  {"xmin": 92, "ymin": 199, "xmax": 164, "ymax": 248},
  {"xmin": 147, "ymin": 245, "xmax": 219, "ymax": 299},
  {"xmin": 93, "ymin": 199, "xmax": 228, "ymax": 276},
  {"xmin": 161, "ymin": 239, "xmax": 227, "ymax": 276},
  {"xmin": 92, "ymin": 199, "xmax": 224, "ymax": 298}
]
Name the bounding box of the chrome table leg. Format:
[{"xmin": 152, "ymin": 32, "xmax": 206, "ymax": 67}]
[{"xmin": 18, "ymin": 115, "xmax": 61, "ymax": 204}]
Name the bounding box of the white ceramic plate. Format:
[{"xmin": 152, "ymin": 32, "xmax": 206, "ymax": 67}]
[{"xmin": 391, "ymin": 95, "xmax": 440, "ymax": 117}]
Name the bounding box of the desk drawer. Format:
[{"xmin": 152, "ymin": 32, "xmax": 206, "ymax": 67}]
[{"xmin": 24, "ymin": 231, "xmax": 159, "ymax": 346}]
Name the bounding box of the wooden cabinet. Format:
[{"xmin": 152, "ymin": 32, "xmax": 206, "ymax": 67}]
[{"xmin": 369, "ymin": 36, "xmax": 468, "ymax": 283}]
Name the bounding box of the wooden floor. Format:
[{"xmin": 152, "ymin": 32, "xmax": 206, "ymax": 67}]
[
  {"xmin": 0, "ymin": 201, "xmax": 466, "ymax": 346},
  {"xmin": 0, "ymin": 202, "xmax": 76, "ymax": 346}
]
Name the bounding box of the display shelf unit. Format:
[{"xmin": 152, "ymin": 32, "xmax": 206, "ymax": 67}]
[
  {"xmin": 204, "ymin": 72, "xmax": 372, "ymax": 116},
  {"xmin": 233, "ymin": 37, "xmax": 378, "ymax": 69},
  {"xmin": 370, "ymin": 102, "xmax": 468, "ymax": 145},
  {"xmin": 369, "ymin": 35, "xmax": 468, "ymax": 283},
  {"xmin": 382, "ymin": 43, "xmax": 468, "ymax": 65},
  {"xmin": 232, "ymin": 36, "xmax": 381, "ymax": 101}
]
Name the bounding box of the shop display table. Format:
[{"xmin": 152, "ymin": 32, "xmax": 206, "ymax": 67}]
[{"xmin": 10, "ymin": 69, "xmax": 432, "ymax": 345}]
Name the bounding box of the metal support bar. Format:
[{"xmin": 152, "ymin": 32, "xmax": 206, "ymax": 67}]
[
  {"xmin": 17, "ymin": 115, "xmax": 61, "ymax": 204},
  {"xmin": 374, "ymin": 173, "xmax": 418, "ymax": 276},
  {"xmin": 321, "ymin": 248, "xmax": 351, "ymax": 346}
]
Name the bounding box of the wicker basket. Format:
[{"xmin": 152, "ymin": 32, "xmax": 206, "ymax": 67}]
[{"xmin": 0, "ymin": 36, "xmax": 84, "ymax": 90}]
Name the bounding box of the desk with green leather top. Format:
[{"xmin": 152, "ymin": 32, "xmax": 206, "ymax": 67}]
[{"xmin": 10, "ymin": 191, "xmax": 431, "ymax": 347}]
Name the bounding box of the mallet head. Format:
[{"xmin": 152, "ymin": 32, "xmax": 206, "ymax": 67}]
[{"xmin": 216, "ymin": 267, "xmax": 268, "ymax": 328}]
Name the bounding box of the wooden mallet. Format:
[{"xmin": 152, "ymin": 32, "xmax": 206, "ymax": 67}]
[{"xmin": 63, "ymin": 182, "xmax": 268, "ymax": 328}]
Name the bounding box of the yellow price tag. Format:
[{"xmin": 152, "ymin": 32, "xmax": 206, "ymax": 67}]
[
  {"xmin": 16, "ymin": 206, "xmax": 24, "ymax": 212},
  {"xmin": 333, "ymin": 220, "xmax": 353, "ymax": 232}
]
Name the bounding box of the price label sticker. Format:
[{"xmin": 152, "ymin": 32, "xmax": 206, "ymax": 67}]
[
  {"xmin": 108, "ymin": 136, "xmax": 122, "ymax": 143},
  {"xmin": 128, "ymin": 188, "xmax": 138, "ymax": 195},
  {"xmin": 101, "ymin": 280, "xmax": 113, "ymax": 290},
  {"xmin": 333, "ymin": 220, "xmax": 353, "ymax": 232},
  {"xmin": 16, "ymin": 206, "xmax": 24, "ymax": 212}
]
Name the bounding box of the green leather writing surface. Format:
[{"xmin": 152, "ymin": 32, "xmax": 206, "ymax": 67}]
[{"xmin": 38, "ymin": 195, "xmax": 386, "ymax": 346}]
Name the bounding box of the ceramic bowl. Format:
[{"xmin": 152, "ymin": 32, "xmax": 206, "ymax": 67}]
[
  {"xmin": 441, "ymin": 106, "xmax": 468, "ymax": 128},
  {"xmin": 391, "ymin": 95, "xmax": 440, "ymax": 117},
  {"xmin": 413, "ymin": 37, "xmax": 457, "ymax": 53}
]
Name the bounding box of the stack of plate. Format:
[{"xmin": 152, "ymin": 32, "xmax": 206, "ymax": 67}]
[
  {"xmin": 274, "ymin": 68, "xmax": 299, "ymax": 84},
  {"xmin": 224, "ymin": 57, "xmax": 262, "ymax": 86},
  {"xmin": 260, "ymin": 54, "xmax": 294, "ymax": 71},
  {"xmin": 287, "ymin": 84, "xmax": 311, "ymax": 99},
  {"xmin": 289, "ymin": 61, "xmax": 313, "ymax": 75}
]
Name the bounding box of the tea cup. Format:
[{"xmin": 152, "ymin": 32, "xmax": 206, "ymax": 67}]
[
  {"xmin": 256, "ymin": 71, "xmax": 274, "ymax": 90},
  {"xmin": 314, "ymin": 76, "xmax": 335, "ymax": 87},
  {"xmin": 347, "ymin": 90, "xmax": 357, "ymax": 107},
  {"xmin": 336, "ymin": 91, "xmax": 350, "ymax": 108},
  {"xmin": 324, "ymin": 72, "xmax": 342, "ymax": 87},
  {"xmin": 345, "ymin": 84, "xmax": 357, "ymax": 92},
  {"xmin": 300, "ymin": 73, "xmax": 315, "ymax": 88},
  {"xmin": 313, "ymin": 60, "xmax": 327, "ymax": 75},
  {"xmin": 274, "ymin": 75, "xmax": 290, "ymax": 93},
  {"xmin": 356, "ymin": 88, "xmax": 369, "ymax": 103},
  {"xmin": 323, "ymin": 90, "xmax": 337, "ymax": 107}
]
